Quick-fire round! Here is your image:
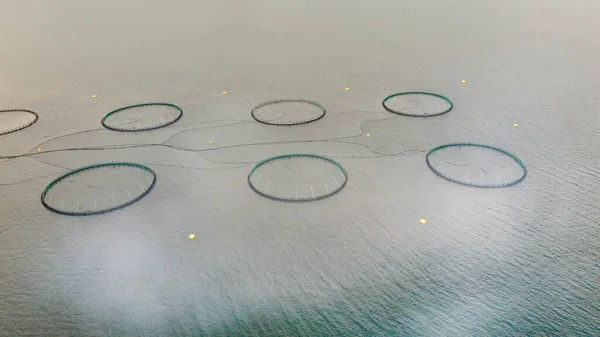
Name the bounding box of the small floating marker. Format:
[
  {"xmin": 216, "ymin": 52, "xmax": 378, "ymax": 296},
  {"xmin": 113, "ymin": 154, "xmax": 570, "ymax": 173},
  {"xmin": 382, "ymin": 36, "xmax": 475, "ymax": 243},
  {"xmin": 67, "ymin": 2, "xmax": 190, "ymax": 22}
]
[
  {"xmin": 92, "ymin": 95, "xmax": 97, "ymax": 98},
  {"xmin": 513, "ymin": 123, "xmax": 519, "ymax": 128},
  {"xmin": 461, "ymin": 80, "xmax": 466, "ymax": 84},
  {"xmin": 37, "ymin": 148, "xmax": 42, "ymax": 152},
  {"xmin": 366, "ymin": 133, "xmax": 370, "ymax": 137},
  {"xmin": 209, "ymin": 140, "xmax": 213, "ymax": 144},
  {"xmin": 222, "ymin": 91, "xmax": 227, "ymax": 95},
  {"xmin": 188, "ymin": 234, "xmax": 196, "ymax": 240},
  {"xmin": 419, "ymin": 219, "xmax": 427, "ymax": 224},
  {"xmin": 345, "ymin": 87, "xmax": 350, "ymax": 91}
]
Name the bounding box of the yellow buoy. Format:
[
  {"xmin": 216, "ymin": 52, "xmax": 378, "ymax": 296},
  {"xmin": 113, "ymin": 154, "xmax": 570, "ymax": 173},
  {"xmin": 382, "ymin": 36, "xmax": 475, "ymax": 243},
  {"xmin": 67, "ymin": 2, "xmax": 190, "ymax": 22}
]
[
  {"xmin": 366, "ymin": 133, "xmax": 370, "ymax": 137},
  {"xmin": 37, "ymin": 148, "xmax": 42, "ymax": 152},
  {"xmin": 92, "ymin": 95, "xmax": 97, "ymax": 98},
  {"xmin": 222, "ymin": 91, "xmax": 227, "ymax": 95},
  {"xmin": 345, "ymin": 87, "xmax": 350, "ymax": 91},
  {"xmin": 461, "ymin": 80, "xmax": 466, "ymax": 84},
  {"xmin": 210, "ymin": 140, "xmax": 213, "ymax": 144},
  {"xmin": 419, "ymin": 219, "xmax": 427, "ymax": 224},
  {"xmin": 188, "ymin": 234, "xmax": 196, "ymax": 240},
  {"xmin": 513, "ymin": 123, "xmax": 519, "ymax": 127}
]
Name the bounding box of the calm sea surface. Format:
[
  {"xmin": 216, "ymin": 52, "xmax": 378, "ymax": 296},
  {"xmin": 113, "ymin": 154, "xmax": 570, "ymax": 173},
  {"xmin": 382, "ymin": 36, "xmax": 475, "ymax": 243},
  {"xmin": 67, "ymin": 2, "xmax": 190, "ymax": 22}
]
[{"xmin": 1, "ymin": 0, "xmax": 599, "ymax": 335}]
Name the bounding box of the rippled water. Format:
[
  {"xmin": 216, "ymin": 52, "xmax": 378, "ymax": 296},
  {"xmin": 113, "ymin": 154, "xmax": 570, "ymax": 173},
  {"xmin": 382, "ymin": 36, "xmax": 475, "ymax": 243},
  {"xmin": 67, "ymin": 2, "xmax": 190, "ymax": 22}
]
[{"xmin": 1, "ymin": 1, "xmax": 599, "ymax": 336}]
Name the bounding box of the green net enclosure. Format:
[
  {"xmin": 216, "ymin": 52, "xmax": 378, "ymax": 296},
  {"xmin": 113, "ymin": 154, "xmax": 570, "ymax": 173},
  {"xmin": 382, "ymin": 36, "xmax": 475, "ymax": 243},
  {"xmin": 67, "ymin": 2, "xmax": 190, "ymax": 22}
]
[
  {"xmin": 382, "ymin": 92, "xmax": 453, "ymax": 117},
  {"xmin": 248, "ymin": 154, "xmax": 347, "ymax": 202},
  {"xmin": 41, "ymin": 162, "xmax": 156, "ymax": 215},
  {"xmin": 251, "ymin": 99, "xmax": 326, "ymax": 125},
  {"xmin": 425, "ymin": 143, "xmax": 527, "ymax": 188}
]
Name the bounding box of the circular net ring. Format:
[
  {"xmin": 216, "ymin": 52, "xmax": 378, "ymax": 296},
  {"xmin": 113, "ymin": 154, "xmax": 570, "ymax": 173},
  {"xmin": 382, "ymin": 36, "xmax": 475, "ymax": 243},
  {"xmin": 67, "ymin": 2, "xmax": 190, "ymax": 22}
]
[
  {"xmin": 0, "ymin": 109, "xmax": 39, "ymax": 135},
  {"xmin": 41, "ymin": 162, "xmax": 157, "ymax": 216},
  {"xmin": 382, "ymin": 92, "xmax": 453, "ymax": 117},
  {"xmin": 248, "ymin": 153, "xmax": 347, "ymax": 202},
  {"xmin": 425, "ymin": 143, "xmax": 527, "ymax": 188},
  {"xmin": 251, "ymin": 99, "xmax": 326, "ymax": 125},
  {"xmin": 101, "ymin": 103, "xmax": 183, "ymax": 132}
]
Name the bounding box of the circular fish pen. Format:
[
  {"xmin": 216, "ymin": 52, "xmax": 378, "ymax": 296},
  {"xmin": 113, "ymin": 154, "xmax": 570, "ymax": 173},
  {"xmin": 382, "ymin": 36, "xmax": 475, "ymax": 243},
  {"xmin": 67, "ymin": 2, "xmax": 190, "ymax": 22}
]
[
  {"xmin": 251, "ymin": 99, "xmax": 326, "ymax": 125},
  {"xmin": 41, "ymin": 162, "xmax": 157, "ymax": 216},
  {"xmin": 382, "ymin": 92, "xmax": 453, "ymax": 117},
  {"xmin": 0, "ymin": 109, "xmax": 39, "ymax": 135},
  {"xmin": 101, "ymin": 103, "xmax": 183, "ymax": 132},
  {"xmin": 248, "ymin": 153, "xmax": 347, "ymax": 202},
  {"xmin": 425, "ymin": 143, "xmax": 527, "ymax": 188}
]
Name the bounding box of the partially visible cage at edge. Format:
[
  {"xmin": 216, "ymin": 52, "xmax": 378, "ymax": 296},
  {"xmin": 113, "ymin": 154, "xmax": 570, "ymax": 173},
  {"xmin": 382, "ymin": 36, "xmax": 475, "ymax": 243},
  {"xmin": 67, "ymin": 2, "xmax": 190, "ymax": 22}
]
[{"xmin": 0, "ymin": 109, "xmax": 39, "ymax": 135}]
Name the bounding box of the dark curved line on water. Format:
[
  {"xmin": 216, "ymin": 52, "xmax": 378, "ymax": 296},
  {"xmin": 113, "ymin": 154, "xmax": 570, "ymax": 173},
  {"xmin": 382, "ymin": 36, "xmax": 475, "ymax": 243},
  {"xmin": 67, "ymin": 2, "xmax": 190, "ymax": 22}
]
[
  {"xmin": 283, "ymin": 164, "xmax": 295, "ymax": 176},
  {"xmin": 80, "ymin": 179, "xmax": 100, "ymax": 189},
  {"xmin": 442, "ymin": 160, "xmax": 471, "ymax": 167}
]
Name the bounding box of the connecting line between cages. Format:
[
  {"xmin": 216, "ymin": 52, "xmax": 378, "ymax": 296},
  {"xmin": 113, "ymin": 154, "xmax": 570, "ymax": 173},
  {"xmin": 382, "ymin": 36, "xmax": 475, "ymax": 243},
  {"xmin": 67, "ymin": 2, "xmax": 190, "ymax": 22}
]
[
  {"xmin": 0, "ymin": 112, "xmax": 409, "ymax": 163},
  {"xmin": 3, "ymin": 111, "xmax": 431, "ymax": 189}
]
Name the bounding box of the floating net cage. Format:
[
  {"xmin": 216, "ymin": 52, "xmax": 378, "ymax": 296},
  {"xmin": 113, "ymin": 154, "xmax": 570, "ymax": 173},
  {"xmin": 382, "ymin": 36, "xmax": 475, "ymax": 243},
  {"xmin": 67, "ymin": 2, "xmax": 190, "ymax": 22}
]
[
  {"xmin": 382, "ymin": 92, "xmax": 453, "ymax": 117},
  {"xmin": 101, "ymin": 103, "xmax": 183, "ymax": 132},
  {"xmin": 0, "ymin": 109, "xmax": 39, "ymax": 135},
  {"xmin": 248, "ymin": 153, "xmax": 347, "ymax": 202},
  {"xmin": 251, "ymin": 99, "xmax": 326, "ymax": 125},
  {"xmin": 41, "ymin": 162, "xmax": 157, "ymax": 216},
  {"xmin": 425, "ymin": 143, "xmax": 527, "ymax": 188}
]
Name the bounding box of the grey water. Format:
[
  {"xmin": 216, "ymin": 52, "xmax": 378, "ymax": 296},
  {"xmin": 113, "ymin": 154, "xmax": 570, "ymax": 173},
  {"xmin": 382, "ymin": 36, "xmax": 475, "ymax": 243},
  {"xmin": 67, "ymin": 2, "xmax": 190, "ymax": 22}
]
[{"xmin": 1, "ymin": 0, "xmax": 599, "ymax": 336}]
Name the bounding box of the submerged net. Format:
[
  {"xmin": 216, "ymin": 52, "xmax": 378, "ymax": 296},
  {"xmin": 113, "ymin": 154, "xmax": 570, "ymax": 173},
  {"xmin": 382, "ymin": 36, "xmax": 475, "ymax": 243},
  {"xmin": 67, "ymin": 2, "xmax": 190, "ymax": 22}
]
[
  {"xmin": 382, "ymin": 92, "xmax": 452, "ymax": 117},
  {"xmin": 251, "ymin": 99, "xmax": 326, "ymax": 125},
  {"xmin": 0, "ymin": 109, "xmax": 39, "ymax": 135},
  {"xmin": 40, "ymin": 162, "xmax": 156, "ymax": 216},
  {"xmin": 248, "ymin": 153, "xmax": 347, "ymax": 202},
  {"xmin": 425, "ymin": 143, "xmax": 527, "ymax": 188},
  {"xmin": 101, "ymin": 103, "xmax": 183, "ymax": 132}
]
